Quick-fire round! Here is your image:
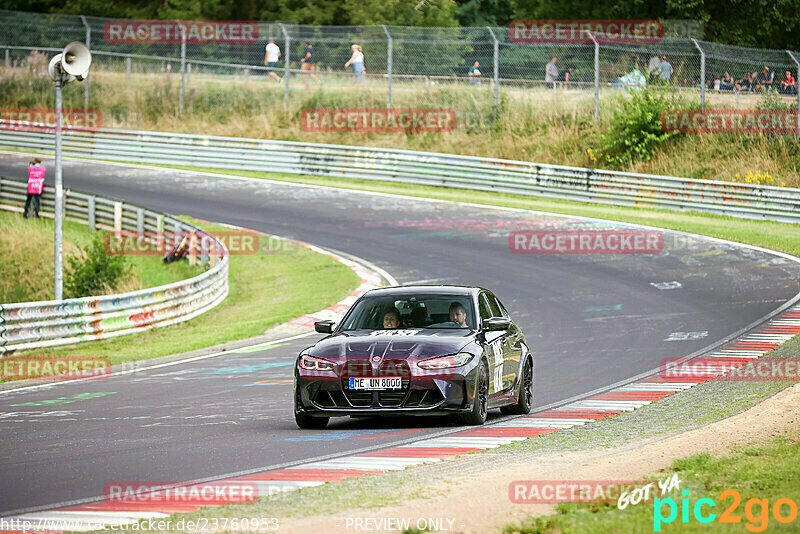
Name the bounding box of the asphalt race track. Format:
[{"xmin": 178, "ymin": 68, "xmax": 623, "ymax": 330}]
[{"xmin": 2, "ymin": 153, "xmax": 800, "ymax": 515}]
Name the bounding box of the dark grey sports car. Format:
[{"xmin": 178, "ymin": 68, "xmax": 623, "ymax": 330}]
[{"xmin": 293, "ymin": 285, "xmax": 533, "ymax": 428}]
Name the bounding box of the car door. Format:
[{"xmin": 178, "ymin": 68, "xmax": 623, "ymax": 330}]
[
  {"xmin": 488, "ymin": 292, "xmax": 522, "ymax": 391},
  {"xmin": 479, "ymin": 292, "xmax": 507, "ymax": 396}
]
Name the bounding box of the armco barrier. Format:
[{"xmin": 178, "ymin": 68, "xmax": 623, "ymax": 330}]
[
  {"xmin": 1, "ymin": 123, "xmax": 799, "ymax": 223},
  {"xmin": 0, "ymin": 177, "xmax": 229, "ymax": 354}
]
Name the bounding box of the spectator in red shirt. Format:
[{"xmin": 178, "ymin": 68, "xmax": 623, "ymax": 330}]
[{"xmin": 780, "ymin": 70, "xmax": 797, "ymax": 95}]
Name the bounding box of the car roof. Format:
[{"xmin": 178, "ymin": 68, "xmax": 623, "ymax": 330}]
[{"xmin": 363, "ymin": 285, "xmax": 482, "ymax": 298}]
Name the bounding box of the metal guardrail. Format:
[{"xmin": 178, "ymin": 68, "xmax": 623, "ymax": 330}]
[
  {"xmin": 0, "ymin": 176, "xmax": 229, "ymax": 354},
  {"xmin": 1, "ymin": 124, "xmax": 799, "ymax": 224}
]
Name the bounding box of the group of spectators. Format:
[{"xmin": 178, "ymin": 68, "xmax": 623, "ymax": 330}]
[
  {"xmin": 712, "ymin": 67, "xmax": 797, "ymax": 94},
  {"xmin": 263, "ymin": 40, "xmax": 365, "ymax": 84}
]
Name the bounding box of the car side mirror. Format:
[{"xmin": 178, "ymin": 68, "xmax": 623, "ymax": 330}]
[
  {"xmin": 484, "ymin": 317, "xmax": 511, "ymax": 331},
  {"xmin": 314, "ymin": 320, "xmax": 334, "ymax": 334}
]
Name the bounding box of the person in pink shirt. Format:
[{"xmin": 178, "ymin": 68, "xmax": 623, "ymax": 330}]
[{"xmin": 25, "ymin": 158, "xmax": 46, "ymax": 218}]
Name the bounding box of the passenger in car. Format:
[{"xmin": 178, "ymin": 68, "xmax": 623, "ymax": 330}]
[
  {"xmin": 383, "ymin": 308, "xmax": 401, "ymax": 329},
  {"xmin": 449, "ymin": 302, "xmax": 468, "ymax": 328}
]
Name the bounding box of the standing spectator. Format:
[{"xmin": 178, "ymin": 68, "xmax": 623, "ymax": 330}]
[
  {"xmin": 780, "ymin": 70, "xmax": 797, "ymax": 95},
  {"xmin": 545, "ymin": 57, "xmax": 558, "ymax": 88},
  {"xmin": 756, "ymin": 66, "xmax": 774, "ymax": 92},
  {"xmin": 658, "ymin": 55, "xmax": 673, "ymax": 83},
  {"xmin": 468, "ymin": 60, "xmax": 481, "ymax": 85},
  {"xmin": 263, "ymin": 39, "xmax": 282, "ymax": 83},
  {"xmin": 647, "ymin": 54, "xmax": 661, "ymax": 82},
  {"xmin": 300, "ymin": 41, "xmax": 320, "ymax": 85},
  {"xmin": 25, "ymin": 158, "xmax": 45, "ymax": 219},
  {"xmin": 720, "ymin": 72, "xmax": 734, "ymax": 91},
  {"xmin": 344, "ymin": 44, "xmax": 365, "ymax": 84}
]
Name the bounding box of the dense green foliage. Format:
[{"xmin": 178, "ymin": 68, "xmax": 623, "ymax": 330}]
[
  {"xmin": 4, "ymin": 0, "xmax": 799, "ymax": 50},
  {"xmin": 65, "ymin": 236, "xmax": 131, "ymax": 298},
  {"xmin": 599, "ymin": 90, "xmax": 688, "ymax": 165}
]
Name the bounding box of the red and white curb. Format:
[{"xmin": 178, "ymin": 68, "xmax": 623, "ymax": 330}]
[{"xmin": 6, "ymin": 305, "xmax": 799, "ymax": 531}]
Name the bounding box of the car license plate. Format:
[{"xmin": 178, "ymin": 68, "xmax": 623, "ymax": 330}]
[{"xmin": 348, "ymin": 377, "xmax": 402, "ymax": 390}]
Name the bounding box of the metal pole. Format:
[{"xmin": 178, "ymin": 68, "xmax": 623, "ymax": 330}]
[
  {"xmin": 54, "ymin": 77, "xmax": 64, "ymax": 300},
  {"xmin": 126, "ymin": 56, "xmax": 131, "ymax": 80},
  {"xmin": 382, "ymin": 25, "xmax": 393, "ymax": 108},
  {"xmin": 81, "ymin": 15, "xmax": 91, "ymax": 110},
  {"xmin": 788, "ymin": 50, "xmax": 800, "ymax": 140},
  {"xmin": 5, "ymin": 48, "xmax": 9, "ymax": 69},
  {"xmin": 279, "ymin": 23, "xmax": 290, "ymax": 108},
  {"xmin": 178, "ymin": 21, "xmax": 186, "ymax": 113},
  {"xmin": 589, "ymin": 32, "xmax": 599, "ymax": 119},
  {"xmin": 692, "ymin": 38, "xmax": 705, "ymax": 112},
  {"xmin": 487, "ymin": 27, "xmax": 499, "ymax": 120}
]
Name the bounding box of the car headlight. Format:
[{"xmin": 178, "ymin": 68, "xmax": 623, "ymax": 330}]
[
  {"xmin": 299, "ymin": 353, "xmax": 335, "ymax": 372},
  {"xmin": 418, "ymin": 352, "xmax": 474, "ymax": 370}
]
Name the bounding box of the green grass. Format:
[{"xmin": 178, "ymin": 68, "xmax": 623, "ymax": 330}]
[
  {"xmin": 505, "ymin": 431, "xmax": 800, "ymax": 533},
  {"xmin": 152, "ymin": 164, "xmax": 800, "ymax": 257},
  {"xmin": 18, "ymin": 217, "xmax": 361, "ymax": 365},
  {"xmin": 0, "ymin": 209, "xmax": 200, "ymax": 303}
]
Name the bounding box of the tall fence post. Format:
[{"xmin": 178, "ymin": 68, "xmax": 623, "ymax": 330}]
[
  {"xmin": 788, "ymin": 50, "xmax": 800, "ymax": 140},
  {"xmin": 178, "ymin": 20, "xmax": 186, "ymax": 114},
  {"xmin": 126, "ymin": 56, "xmax": 131, "ymax": 80},
  {"xmin": 382, "ymin": 25, "xmax": 393, "ymax": 108},
  {"xmin": 80, "ymin": 15, "xmax": 91, "ymax": 110},
  {"xmin": 487, "ymin": 27, "xmax": 499, "ymax": 121},
  {"xmin": 279, "ymin": 23, "xmax": 290, "ymax": 108},
  {"xmin": 692, "ymin": 39, "xmax": 705, "ymax": 112},
  {"xmin": 589, "ymin": 32, "xmax": 599, "ymax": 119},
  {"xmin": 5, "ymin": 48, "xmax": 9, "ymax": 69}
]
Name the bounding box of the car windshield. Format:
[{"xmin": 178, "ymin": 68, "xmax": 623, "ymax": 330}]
[{"xmin": 339, "ymin": 293, "xmax": 476, "ymax": 331}]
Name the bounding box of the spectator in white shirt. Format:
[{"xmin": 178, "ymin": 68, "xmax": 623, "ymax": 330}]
[
  {"xmin": 345, "ymin": 44, "xmax": 365, "ymax": 83},
  {"xmin": 264, "ymin": 39, "xmax": 281, "ymax": 82},
  {"xmin": 545, "ymin": 57, "xmax": 558, "ymax": 88}
]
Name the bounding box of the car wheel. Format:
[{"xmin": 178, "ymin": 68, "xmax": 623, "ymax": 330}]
[
  {"xmin": 461, "ymin": 360, "xmax": 488, "ymax": 425},
  {"xmin": 294, "ymin": 387, "xmax": 329, "ymax": 429},
  {"xmin": 501, "ymin": 357, "xmax": 533, "ymax": 415}
]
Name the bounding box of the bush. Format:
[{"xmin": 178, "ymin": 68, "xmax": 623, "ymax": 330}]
[
  {"xmin": 65, "ymin": 237, "xmax": 131, "ymax": 298},
  {"xmin": 599, "ymin": 90, "xmax": 689, "ymax": 165}
]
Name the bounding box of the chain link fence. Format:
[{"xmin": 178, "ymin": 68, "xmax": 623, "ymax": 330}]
[{"xmin": 0, "ymin": 9, "xmax": 798, "ymax": 135}]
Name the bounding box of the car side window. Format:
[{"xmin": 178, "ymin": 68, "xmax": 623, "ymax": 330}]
[
  {"xmin": 478, "ymin": 293, "xmax": 493, "ymax": 321},
  {"xmin": 488, "ymin": 293, "xmax": 510, "ymax": 318},
  {"xmin": 486, "ymin": 293, "xmax": 503, "ymax": 318}
]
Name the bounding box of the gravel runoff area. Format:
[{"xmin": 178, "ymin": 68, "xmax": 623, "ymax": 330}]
[{"xmin": 180, "ymin": 337, "xmax": 800, "ymax": 534}]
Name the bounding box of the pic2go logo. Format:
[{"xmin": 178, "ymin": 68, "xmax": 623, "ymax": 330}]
[{"xmin": 654, "ymin": 489, "xmax": 798, "ymax": 532}]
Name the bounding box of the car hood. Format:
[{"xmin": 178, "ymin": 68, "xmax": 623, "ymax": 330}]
[{"xmin": 309, "ymin": 329, "xmax": 474, "ymax": 359}]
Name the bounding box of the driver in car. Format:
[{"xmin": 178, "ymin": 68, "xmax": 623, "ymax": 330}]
[
  {"xmin": 449, "ymin": 302, "xmax": 468, "ymax": 328},
  {"xmin": 382, "ymin": 308, "xmax": 401, "ymax": 329}
]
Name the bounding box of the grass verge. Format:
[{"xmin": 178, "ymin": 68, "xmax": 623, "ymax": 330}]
[
  {"xmin": 0, "ymin": 209, "xmax": 200, "ymax": 303},
  {"xmin": 14, "ymin": 216, "xmax": 361, "ymax": 366},
  {"xmin": 505, "ymin": 431, "xmax": 800, "ymax": 533}
]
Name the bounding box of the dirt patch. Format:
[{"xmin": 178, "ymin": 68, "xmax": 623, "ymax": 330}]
[{"xmin": 278, "ymin": 381, "xmax": 800, "ymax": 533}]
